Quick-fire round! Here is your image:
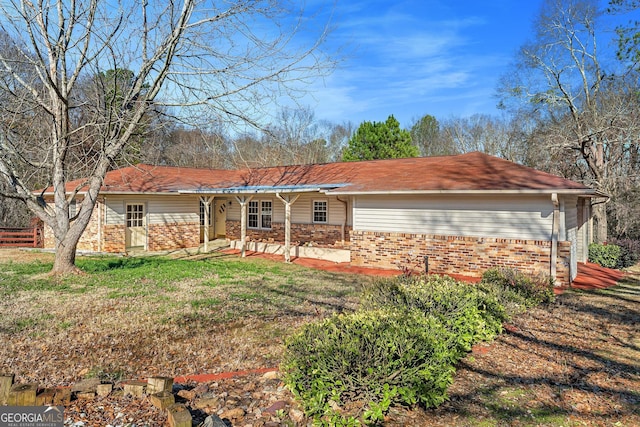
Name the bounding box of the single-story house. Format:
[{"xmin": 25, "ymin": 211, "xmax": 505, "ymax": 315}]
[{"xmin": 42, "ymin": 152, "xmax": 606, "ymax": 286}]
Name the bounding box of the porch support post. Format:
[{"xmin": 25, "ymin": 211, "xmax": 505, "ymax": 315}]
[
  {"xmin": 199, "ymin": 195, "xmax": 214, "ymax": 252},
  {"xmin": 235, "ymin": 195, "xmax": 253, "ymax": 257},
  {"xmin": 276, "ymin": 193, "xmax": 300, "ymax": 263},
  {"xmin": 550, "ymin": 193, "xmax": 559, "ymax": 284}
]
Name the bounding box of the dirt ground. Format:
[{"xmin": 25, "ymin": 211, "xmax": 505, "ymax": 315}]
[{"xmin": 0, "ymin": 248, "xmax": 54, "ymax": 263}]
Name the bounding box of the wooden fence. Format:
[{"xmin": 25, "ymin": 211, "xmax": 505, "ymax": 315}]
[{"xmin": 0, "ymin": 227, "xmax": 43, "ymax": 248}]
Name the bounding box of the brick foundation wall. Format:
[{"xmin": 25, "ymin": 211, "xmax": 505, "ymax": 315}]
[
  {"xmin": 226, "ymin": 220, "xmax": 350, "ymax": 247},
  {"xmin": 103, "ymin": 224, "xmax": 125, "ymax": 253},
  {"xmin": 350, "ymin": 230, "xmax": 571, "ymax": 286},
  {"xmin": 147, "ymin": 222, "xmax": 200, "ymax": 252}
]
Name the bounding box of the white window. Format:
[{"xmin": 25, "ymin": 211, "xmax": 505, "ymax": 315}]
[
  {"xmin": 313, "ymin": 200, "xmax": 328, "ymax": 223},
  {"xmin": 126, "ymin": 204, "xmax": 144, "ymax": 227},
  {"xmin": 199, "ymin": 201, "xmax": 213, "ymax": 226},
  {"xmin": 248, "ymin": 201, "xmax": 259, "ymax": 228},
  {"xmin": 68, "ymin": 199, "xmax": 77, "ymax": 219},
  {"xmin": 248, "ymin": 200, "xmax": 272, "ymax": 230},
  {"xmin": 261, "ymin": 201, "xmax": 272, "ymax": 229}
]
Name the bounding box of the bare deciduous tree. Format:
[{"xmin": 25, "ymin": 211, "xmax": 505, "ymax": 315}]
[
  {"xmin": 438, "ymin": 114, "xmax": 529, "ymax": 162},
  {"xmin": 0, "ymin": 0, "xmax": 333, "ymax": 273},
  {"xmin": 497, "ymin": 0, "xmax": 640, "ymax": 242}
]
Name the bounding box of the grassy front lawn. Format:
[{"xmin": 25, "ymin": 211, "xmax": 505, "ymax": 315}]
[
  {"xmin": 0, "ymin": 249, "xmax": 638, "ymax": 426},
  {"xmin": 0, "ymin": 250, "xmax": 363, "ymax": 386}
]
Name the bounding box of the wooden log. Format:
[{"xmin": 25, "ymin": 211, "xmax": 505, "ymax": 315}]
[
  {"xmin": 167, "ymin": 403, "xmax": 192, "ymax": 427},
  {"xmin": 147, "ymin": 376, "xmax": 174, "ymax": 394},
  {"xmin": 0, "ymin": 374, "xmax": 14, "ymax": 405},
  {"xmin": 123, "ymin": 380, "xmax": 147, "ymax": 397},
  {"xmin": 35, "ymin": 388, "xmax": 56, "ymax": 405},
  {"xmin": 96, "ymin": 383, "xmax": 113, "ymax": 397},
  {"xmin": 76, "ymin": 391, "xmax": 96, "ymax": 400},
  {"xmin": 150, "ymin": 391, "xmax": 175, "ymax": 410},
  {"xmin": 71, "ymin": 378, "xmax": 101, "ymax": 394},
  {"xmin": 7, "ymin": 383, "xmax": 38, "ymax": 406},
  {"xmin": 53, "ymin": 388, "xmax": 71, "ymax": 406}
]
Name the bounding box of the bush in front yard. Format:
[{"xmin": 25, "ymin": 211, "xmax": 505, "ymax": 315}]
[
  {"xmin": 588, "ymin": 243, "xmax": 622, "ymax": 269},
  {"xmin": 361, "ymin": 275, "xmax": 505, "ymax": 353},
  {"xmin": 281, "ymin": 309, "xmax": 458, "ymax": 425},
  {"xmin": 481, "ymin": 267, "xmax": 555, "ymax": 308},
  {"xmin": 607, "ymin": 238, "xmax": 640, "ymax": 269}
]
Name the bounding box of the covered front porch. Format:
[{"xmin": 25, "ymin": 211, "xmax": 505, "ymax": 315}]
[{"xmin": 181, "ymin": 184, "xmax": 351, "ymax": 263}]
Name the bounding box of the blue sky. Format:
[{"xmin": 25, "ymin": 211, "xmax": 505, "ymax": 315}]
[{"xmin": 302, "ymin": 0, "xmax": 548, "ymax": 128}]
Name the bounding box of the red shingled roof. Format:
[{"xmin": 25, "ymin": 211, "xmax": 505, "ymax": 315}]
[{"xmin": 55, "ymin": 152, "xmax": 597, "ymax": 195}]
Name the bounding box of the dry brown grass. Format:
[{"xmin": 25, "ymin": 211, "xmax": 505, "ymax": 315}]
[
  {"xmin": 1, "ymin": 249, "xmax": 638, "ymax": 426},
  {"xmin": 0, "ymin": 249, "xmax": 363, "ymax": 386}
]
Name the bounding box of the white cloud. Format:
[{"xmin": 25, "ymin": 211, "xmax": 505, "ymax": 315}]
[{"xmin": 283, "ymin": 0, "xmax": 543, "ymax": 126}]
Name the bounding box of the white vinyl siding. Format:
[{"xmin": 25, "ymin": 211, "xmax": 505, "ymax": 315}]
[
  {"xmin": 290, "ymin": 194, "xmax": 346, "ymax": 225},
  {"xmin": 564, "ymin": 196, "xmax": 579, "ymax": 280},
  {"xmin": 576, "ymin": 198, "xmax": 590, "ymax": 263},
  {"xmin": 226, "ymin": 193, "xmax": 349, "ymax": 226},
  {"xmin": 353, "ymin": 194, "xmax": 554, "ymax": 240},
  {"xmin": 105, "ymin": 195, "xmax": 199, "ymax": 225}
]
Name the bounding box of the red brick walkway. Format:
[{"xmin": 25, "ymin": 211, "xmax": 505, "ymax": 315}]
[
  {"xmin": 223, "ymin": 249, "xmax": 479, "ymax": 282},
  {"xmin": 568, "ymin": 262, "xmax": 625, "ymax": 290},
  {"xmin": 223, "ymin": 250, "xmax": 625, "ymax": 291}
]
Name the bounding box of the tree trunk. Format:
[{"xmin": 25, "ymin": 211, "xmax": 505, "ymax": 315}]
[
  {"xmin": 52, "ymin": 235, "xmax": 81, "ymax": 274},
  {"xmin": 593, "ymin": 202, "xmax": 608, "ymax": 243}
]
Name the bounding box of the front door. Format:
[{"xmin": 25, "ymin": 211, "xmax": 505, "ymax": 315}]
[
  {"xmin": 125, "ymin": 203, "xmax": 146, "ymax": 249},
  {"xmin": 214, "ymin": 200, "xmax": 227, "ymax": 238}
]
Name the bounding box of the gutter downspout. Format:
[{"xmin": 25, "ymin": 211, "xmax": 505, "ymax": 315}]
[
  {"xmin": 550, "ymin": 193, "xmax": 559, "ymax": 283},
  {"xmin": 336, "ymin": 196, "xmax": 348, "ymax": 245}
]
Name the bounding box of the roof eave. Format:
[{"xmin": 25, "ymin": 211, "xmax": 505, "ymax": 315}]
[
  {"xmin": 326, "ymin": 188, "xmax": 604, "ymax": 196},
  {"xmin": 179, "ymin": 188, "xmax": 325, "ymax": 195}
]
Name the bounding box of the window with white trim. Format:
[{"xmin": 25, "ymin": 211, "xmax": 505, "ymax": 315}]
[
  {"xmin": 247, "ymin": 200, "xmax": 272, "ymax": 229},
  {"xmin": 126, "ymin": 204, "xmax": 144, "ymax": 227},
  {"xmin": 199, "ymin": 201, "xmax": 213, "ymax": 226},
  {"xmin": 261, "ymin": 201, "xmax": 272, "ymax": 229},
  {"xmin": 313, "ymin": 200, "xmax": 328, "ymax": 223},
  {"xmin": 248, "ymin": 201, "xmax": 259, "ymax": 228},
  {"xmin": 68, "ymin": 199, "xmax": 77, "ymax": 219}
]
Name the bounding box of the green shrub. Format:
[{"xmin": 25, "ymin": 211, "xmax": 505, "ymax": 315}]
[
  {"xmin": 608, "ymin": 238, "xmax": 640, "ymax": 269},
  {"xmin": 283, "ymin": 272, "xmax": 553, "ymax": 424},
  {"xmin": 281, "ymin": 309, "xmax": 458, "ymax": 424},
  {"xmin": 361, "ymin": 275, "xmax": 504, "ymax": 353},
  {"xmin": 588, "ymin": 243, "xmax": 622, "ymax": 269},
  {"xmin": 474, "ymin": 279, "xmax": 528, "ymax": 319},
  {"xmin": 481, "ymin": 268, "xmax": 555, "ymax": 307}
]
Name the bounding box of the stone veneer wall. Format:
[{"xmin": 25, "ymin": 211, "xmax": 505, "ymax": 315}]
[
  {"xmin": 226, "ymin": 220, "xmax": 350, "ymax": 246},
  {"xmin": 43, "ymin": 199, "xmax": 103, "ymax": 252},
  {"xmin": 147, "ymin": 222, "xmax": 200, "ymax": 252},
  {"xmin": 45, "ymin": 218, "xmax": 199, "ymax": 253},
  {"xmin": 76, "ymin": 203, "xmax": 101, "ymax": 252},
  {"xmin": 43, "ymin": 225, "xmax": 55, "ymax": 250},
  {"xmin": 349, "ymin": 230, "xmax": 571, "ymax": 286}
]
